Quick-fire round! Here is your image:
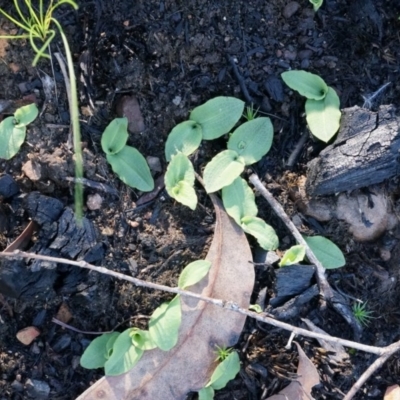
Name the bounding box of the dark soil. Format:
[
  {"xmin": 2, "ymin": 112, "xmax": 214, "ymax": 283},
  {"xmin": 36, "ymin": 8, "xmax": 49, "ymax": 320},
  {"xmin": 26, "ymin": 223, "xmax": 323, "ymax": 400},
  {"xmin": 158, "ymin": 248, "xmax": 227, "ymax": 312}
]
[{"xmin": 1, "ymin": 0, "xmax": 400, "ymax": 399}]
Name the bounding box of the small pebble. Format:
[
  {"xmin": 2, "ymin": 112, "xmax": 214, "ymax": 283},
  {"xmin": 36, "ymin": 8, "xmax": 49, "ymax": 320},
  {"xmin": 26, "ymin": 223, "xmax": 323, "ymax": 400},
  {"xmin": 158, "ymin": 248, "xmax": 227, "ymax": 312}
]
[
  {"xmin": 115, "ymin": 95, "xmax": 145, "ymax": 133},
  {"xmin": 283, "ymin": 1, "xmax": 300, "ymax": 19},
  {"xmin": 86, "ymin": 193, "xmax": 103, "ymax": 211},
  {"xmin": 146, "ymin": 156, "xmax": 162, "ymax": 173},
  {"xmin": 16, "ymin": 326, "xmax": 40, "ymax": 345},
  {"xmin": 25, "ymin": 379, "xmax": 50, "ymax": 399},
  {"xmin": 172, "ymin": 96, "xmax": 181, "ymax": 106},
  {"xmin": 102, "ymin": 227, "xmax": 114, "ymax": 236},
  {"xmin": 22, "ymin": 160, "xmax": 42, "ymax": 181}
]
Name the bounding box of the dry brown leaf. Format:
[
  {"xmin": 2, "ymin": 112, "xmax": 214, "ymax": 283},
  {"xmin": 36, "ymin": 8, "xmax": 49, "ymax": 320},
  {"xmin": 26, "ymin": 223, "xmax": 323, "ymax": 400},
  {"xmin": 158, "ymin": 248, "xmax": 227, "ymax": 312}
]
[
  {"xmin": 4, "ymin": 221, "xmax": 37, "ymax": 252},
  {"xmin": 385, "ymin": 385, "xmax": 400, "ymax": 400},
  {"xmin": 302, "ymin": 318, "xmax": 349, "ymax": 365},
  {"xmin": 267, "ymin": 342, "xmax": 320, "ymax": 400},
  {"xmin": 76, "ymin": 195, "xmax": 254, "ymax": 400}
]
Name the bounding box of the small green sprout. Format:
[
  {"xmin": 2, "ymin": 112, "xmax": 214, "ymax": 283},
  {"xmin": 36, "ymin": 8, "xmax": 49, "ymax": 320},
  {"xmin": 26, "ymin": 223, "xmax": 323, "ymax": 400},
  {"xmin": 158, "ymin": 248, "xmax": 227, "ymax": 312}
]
[
  {"xmin": 243, "ymin": 104, "xmax": 260, "ymax": 121},
  {"xmin": 214, "ymin": 345, "xmax": 233, "ymax": 362},
  {"xmin": 352, "ymin": 302, "xmax": 374, "ymax": 326}
]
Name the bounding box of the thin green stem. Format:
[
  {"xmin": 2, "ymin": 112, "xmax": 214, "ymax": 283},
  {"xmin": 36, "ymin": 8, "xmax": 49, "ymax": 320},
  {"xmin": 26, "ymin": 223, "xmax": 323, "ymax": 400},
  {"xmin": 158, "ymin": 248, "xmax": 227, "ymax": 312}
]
[
  {"xmin": 0, "ymin": 8, "xmax": 31, "ymax": 32},
  {"xmin": 14, "ymin": 0, "xmax": 31, "ymax": 27},
  {"xmin": 53, "ymin": 18, "xmax": 83, "ymax": 220}
]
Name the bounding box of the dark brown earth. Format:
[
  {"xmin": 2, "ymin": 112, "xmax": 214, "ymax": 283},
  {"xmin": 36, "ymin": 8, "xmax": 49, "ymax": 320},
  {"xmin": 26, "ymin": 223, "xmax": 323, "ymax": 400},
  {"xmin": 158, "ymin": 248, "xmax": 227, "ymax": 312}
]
[{"xmin": 1, "ymin": 0, "xmax": 400, "ymax": 399}]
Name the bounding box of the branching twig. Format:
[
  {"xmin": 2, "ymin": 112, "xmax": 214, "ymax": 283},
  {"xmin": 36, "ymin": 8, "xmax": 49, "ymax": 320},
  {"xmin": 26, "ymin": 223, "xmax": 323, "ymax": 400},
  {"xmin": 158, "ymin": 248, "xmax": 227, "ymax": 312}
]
[
  {"xmin": 0, "ymin": 250, "xmax": 392, "ymax": 355},
  {"xmin": 248, "ymin": 173, "xmax": 363, "ymax": 340},
  {"xmin": 1, "ymin": 249, "xmax": 400, "ymax": 399}
]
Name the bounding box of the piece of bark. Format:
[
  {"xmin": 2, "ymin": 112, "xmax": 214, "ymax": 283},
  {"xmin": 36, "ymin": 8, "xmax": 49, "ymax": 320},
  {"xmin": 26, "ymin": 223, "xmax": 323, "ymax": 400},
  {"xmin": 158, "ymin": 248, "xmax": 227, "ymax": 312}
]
[
  {"xmin": 269, "ymin": 264, "xmax": 315, "ymax": 307},
  {"xmin": 0, "ymin": 174, "xmax": 19, "ymax": 198},
  {"xmin": 269, "ymin": 284, "xmax": 319, "ymax": 320},
  {"xmin": 306, "ymin": 105, "xmax": 400, "ymax": 196},
  {"xmin": 0, "ymin": 207, "xmax": 104, "ymax": 300}
]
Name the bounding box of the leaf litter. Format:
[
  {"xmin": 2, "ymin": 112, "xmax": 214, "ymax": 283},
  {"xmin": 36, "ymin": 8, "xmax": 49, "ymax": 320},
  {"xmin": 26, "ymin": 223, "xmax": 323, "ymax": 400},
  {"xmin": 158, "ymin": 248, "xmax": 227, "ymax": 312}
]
[{"xmin": 76, "ymin": 195, "xmax": 255, "ymax": 399}]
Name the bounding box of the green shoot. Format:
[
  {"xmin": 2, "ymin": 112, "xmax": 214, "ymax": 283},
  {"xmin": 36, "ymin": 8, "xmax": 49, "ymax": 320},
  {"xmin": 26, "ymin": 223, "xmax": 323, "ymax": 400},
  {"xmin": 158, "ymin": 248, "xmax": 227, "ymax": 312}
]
[
  {"xmin": 0, "ymin": 1, "xmax": 83, "ymax": 219},
  {"xmin": 243, "ymin": 104, "xmax": 259, "ymax": 121},
  {"xmin": 214, "ymin": 345, "xmax": 233, "ymax": 362},
  {"xmin": 352, "ymin": 302, "xmax": 374, "ymax": 326}
]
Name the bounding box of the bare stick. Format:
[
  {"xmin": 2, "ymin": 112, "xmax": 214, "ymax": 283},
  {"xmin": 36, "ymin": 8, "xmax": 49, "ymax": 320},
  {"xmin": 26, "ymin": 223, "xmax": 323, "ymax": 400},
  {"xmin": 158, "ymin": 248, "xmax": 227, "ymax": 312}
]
[
  {"xmin": 2, "ymin": 249, "xmax": 400, "ymax": 399},
  {"xmin": 343, "ymin": 351, "xmax": 393, "ymax": 400},
  {"xmin": 0, "ymin": 250, "xmax": 394, "ymax": 356},
  {"xmin": 248, "ymin": 173, "xmax": 362, "ymax": 340}
]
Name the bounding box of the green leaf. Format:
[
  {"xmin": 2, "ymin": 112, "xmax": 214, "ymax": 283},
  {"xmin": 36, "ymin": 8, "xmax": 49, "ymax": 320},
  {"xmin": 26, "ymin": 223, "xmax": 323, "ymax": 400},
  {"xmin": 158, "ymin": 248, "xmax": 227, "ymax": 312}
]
[
  {"xmin": 309, "ymin": 0, "xmax": 323, "ymax": 11},
  {"xmin": 101, "ymin": 117, "xmax": 129, "ymax": 155},
  {"xmin": 105, "ymin": 332, "xmax": 121, "ymax": 358},
  {"xmin": 241, "ymin": 216, "xmax": 279, "ymax": 251},
  {"xmin": 222, "ymin": 177, "xmax": 257, "ymax": 225},
  {"xmin": 80, "ymin": 332, "xmax": 120, "ymax": 369},
  {"xmin": 304, "ymin": 235, "xmax": 346, "ymax": 269},
  {"xmin": 178, "ymin": 260, "xmax": 212, "ymax": 289},
  {"xmin": 149, "ymin": 295, "xmax": 182, "ymax": 351},
  {"xmin": 207, "ymin": 351, "xmax": 240, "ymax": 390},
  {"xmin": 165, "ymin": 120, "xmax": 203, "ymax": 161},
  {"xmin": 129, "ymin": 328, "xmax": 157, "ymax": 351},
  {"xmin": 249, "ymin": 304, "xmax": 263, "ymax": 313},
  {"xmin": 281, "ymin": 70, "xmax": 328, "ymax": 100},
  {"xmin": 227, "ymin": 117, "xmax": 273, "ymax": 165},
  {"xmin": 305, "ymin": 87, "xmax": 341, "ymax": 142},
  {"xmin": 203, "ymin": 150, "xmax": 245, "ymax": 193},
  {"xmin": 106, "ymin": 146, "xmax": 154, "ymax": 191},
  {"xmin": 279, "ymin": 245, "xmax": 306, "ymax": 267},
  {"xmin": 0, "ymin": 117, "xmax": 27, "ymax": 160},
  {"xmin": 198, "ymin": 386, "xmax": 215, "ymax": 400},
  {"xmin": 190, "ymin": 97, "xmax": 245, "ymax": 140},
  {"xmin": 104, "ymin": 329, "xmax": 144, "ymax": 376},
  {"xmin": 165, "ymin": 153, "xmax": 197, "ymax": 210},
  {"xmin": 14, "ymin": 103, "xmax": 39, "ymax": 127}
]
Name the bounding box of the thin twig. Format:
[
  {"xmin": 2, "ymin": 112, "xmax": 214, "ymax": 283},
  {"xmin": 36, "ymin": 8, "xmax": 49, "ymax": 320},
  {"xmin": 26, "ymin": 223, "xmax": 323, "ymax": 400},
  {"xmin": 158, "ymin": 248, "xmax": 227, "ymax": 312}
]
[
  {"xmin": 0, "ymin": 250, "xmax": 393, "ymax": 356},
  {"xmin": 2, "ymin": 250, "xmax": 400, "ymax": 399},
  {"xmin": 343, "ymin": 350, "xmax": 393, "ymax": 400},
  {"xmin": 248, "ymin": 173, "xmax": 363, "ymax": 340},
  {"xmin": 52, "ymin": 317, "xmax": 112, "ymax": 335}
]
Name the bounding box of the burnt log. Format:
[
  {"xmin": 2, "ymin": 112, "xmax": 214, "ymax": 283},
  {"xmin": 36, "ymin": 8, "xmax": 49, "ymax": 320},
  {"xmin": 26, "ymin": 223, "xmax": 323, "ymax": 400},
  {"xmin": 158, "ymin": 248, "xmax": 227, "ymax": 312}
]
[
  {"xmin": 306, "ymin": 105, "xmax": 400, "ymax": 196},
  {"xmin": 0, "ymin": 194, "xmax": 104, "ymax": 300}
]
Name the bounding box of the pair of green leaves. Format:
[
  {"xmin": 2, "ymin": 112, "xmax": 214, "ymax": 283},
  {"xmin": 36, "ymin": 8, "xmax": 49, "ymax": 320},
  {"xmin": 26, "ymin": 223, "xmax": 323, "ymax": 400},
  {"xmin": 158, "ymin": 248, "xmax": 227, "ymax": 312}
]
[
  {"xmin": 198, "ymin": 351, "xmax": 240, "ymax": 400},
  {"xmin": 165, "ymin": 97, "xmax": 245, "ymax": 161},
  {"xmin": 204, "ymin": 117, "xmax": 273, "ymax": 193},
  {"xmin": 80, "ymin": 259, "xmax": 212, "ymax": 375},
  {"xmin": 101, "ymin": 118, "xmax": 154, "ymax": 192},
  {"xmin": 278, "ymin": 236, "xmax": 345, "ymax": 269},
  {"xmin": 222, "ymin": 177, "xmax": 279, "ymax": 251},
  {"xmin": 0, "ymin": 103, "xmax": 39, "ymax": 160},
  {"xmin": 281, "ymin": 70, "xmax": 341, "ymax": 142}
]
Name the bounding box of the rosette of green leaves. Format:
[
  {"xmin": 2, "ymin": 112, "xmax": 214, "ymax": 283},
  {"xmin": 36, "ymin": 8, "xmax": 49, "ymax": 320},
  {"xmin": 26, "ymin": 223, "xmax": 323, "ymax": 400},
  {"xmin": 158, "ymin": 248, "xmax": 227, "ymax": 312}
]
[
  {"xmin": 281, "ymin": 70, "xmax": 341, "ymax": 142},
  {"xmin": 203, "ymin": 117, "xmax": 273, "ymax": 193},
  {"xmin": 101, "ymin": 117, "xmax": 154, "ymax": 191},
  {"xmin": 0, "ymin": 103, "xmax": 38, "ymax": 160},
  {"xmin": 222, "ymin": 178, "xmax": 279, "ymax": 250},
  {"xmin": 165, "ymin": 97, "xmax": 244, "ymax": 161}
]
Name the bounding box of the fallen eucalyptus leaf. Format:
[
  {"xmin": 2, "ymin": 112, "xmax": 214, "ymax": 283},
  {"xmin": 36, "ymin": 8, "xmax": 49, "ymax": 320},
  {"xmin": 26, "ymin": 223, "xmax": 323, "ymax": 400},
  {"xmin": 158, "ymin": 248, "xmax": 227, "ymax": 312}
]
[
  {"xmin": 76, "ymin": 196, "xmax": 254, "ymax": 400},
  {"xmin": 267, "ymin": 342, "xmax": 320, "ymax": 399}
]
